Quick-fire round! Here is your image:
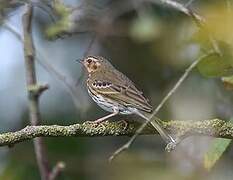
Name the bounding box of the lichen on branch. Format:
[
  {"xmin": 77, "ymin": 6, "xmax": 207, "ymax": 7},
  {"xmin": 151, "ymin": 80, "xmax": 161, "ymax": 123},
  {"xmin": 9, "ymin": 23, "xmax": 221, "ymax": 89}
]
[{"xmin": 0, "ymin": 119, "xmax": 232, "ymax": 147}]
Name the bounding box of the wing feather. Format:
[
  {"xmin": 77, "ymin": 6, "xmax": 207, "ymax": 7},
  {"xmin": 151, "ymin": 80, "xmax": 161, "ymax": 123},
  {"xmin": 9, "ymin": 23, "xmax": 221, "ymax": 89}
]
[{"xmin": 92, "ymin": 80, "xmax": 152, "ymax": 112}]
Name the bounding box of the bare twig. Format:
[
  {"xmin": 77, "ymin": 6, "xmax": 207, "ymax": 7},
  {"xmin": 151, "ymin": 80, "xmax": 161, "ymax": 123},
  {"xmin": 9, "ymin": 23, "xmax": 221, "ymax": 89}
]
[
  {"xmin": 226, "ymin": 0, "xmax": 232, "ymax": 13},
  {"xmin": 0, "ymin": 118, "xmax": 232, "ymax": 147},
  {"xmin": 108, "ymin": 0, "xmax": 223, "ymax": 162},
  {"xmin": 83, "ymin": 34, "xmax": 97, "ymax": 57},
  {"xmin": 49, "ymin": 161, "xmax": 66, "ymax": 180},
  {"xmin": 185, "ymin": 0, "xmax": 195, "ymax": 7},
  {"xmin": 22, "ymin": 4, "xmax": 50, "ymax": 180},
  {"xmin": 35, "ymin": 51, "xmax": 83, "ymax": 110},
  {"xmin": 109, "ymin": 50, "xmax": 216, "ymax": 161},
  {"xmin": 149, "ymin": 0, "xmax": 204, "ymax": 22},
  {"xmin": 148, "ymin": 0, "xmax": 220, "ymax": 54},
  {"xmin": 1, "ymin": 21, "xmax": 84, "ymax": 111},
  {"xmin": 1, "ymin": 22, "xmax": 22, "ymax": 41}
]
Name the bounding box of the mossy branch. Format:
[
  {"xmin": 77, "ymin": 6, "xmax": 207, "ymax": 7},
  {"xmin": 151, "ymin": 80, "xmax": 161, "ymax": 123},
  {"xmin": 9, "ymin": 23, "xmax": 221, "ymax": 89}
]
[{"xmin": 0, "ymin": 119, "xmax": 232, "ymax": 147}]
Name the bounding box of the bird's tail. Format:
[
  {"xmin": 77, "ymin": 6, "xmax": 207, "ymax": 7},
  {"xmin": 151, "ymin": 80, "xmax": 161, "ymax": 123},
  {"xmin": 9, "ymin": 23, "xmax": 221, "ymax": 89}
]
[
  {"xmin": 134, "ymin": 110, "xmax": 175, "ymax": 144},
  {"xmin": 150, "ymin": 117, "xmax": 175, "ymax": 144}
]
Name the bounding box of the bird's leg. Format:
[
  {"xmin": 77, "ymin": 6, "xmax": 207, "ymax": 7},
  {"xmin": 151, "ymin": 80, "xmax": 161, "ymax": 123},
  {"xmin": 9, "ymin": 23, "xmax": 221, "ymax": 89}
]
[{"xmin": 94, "ymin": 109, "xmax": 119, "ymax": 123}]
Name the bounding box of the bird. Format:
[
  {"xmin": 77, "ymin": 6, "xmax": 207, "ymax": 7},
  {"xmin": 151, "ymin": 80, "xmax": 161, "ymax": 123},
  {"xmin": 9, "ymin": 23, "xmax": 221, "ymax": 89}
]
[{"xmin": 78, "ymin": 55, "xmax": 176, "ymax": 145}]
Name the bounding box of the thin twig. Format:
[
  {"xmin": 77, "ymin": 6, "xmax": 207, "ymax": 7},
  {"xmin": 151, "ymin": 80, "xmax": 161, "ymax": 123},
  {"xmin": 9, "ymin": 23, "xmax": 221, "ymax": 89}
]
[
  {"xmin": 109, "ymin": 50, "xmax": 216, "ymax": 162},
  {"xmin": 1, "ymin": 21, "xmax": 84, "ymax": 111},
  {"xmin": 148, "ymin": 0, "xmax": 221, "ymax": 54},
  {"xmin": 35, "ymin": 50, "xmax": 83, "ymax": 109},
  {"xmin": 149, "ymin": 0, "xmax": 204, "ymax": 22},
  {"xmin": 1, "ymin": 22, "xmax": 22, "ymax": 41},
  {"xmin": 185, "ymin": 0, "xmax": 195, "ymax": 7},
  {"xmin": 109, "ymin": 0, "xmax": 222, "ymax": 161},
  {"xmin": 22, "ymin": 4, "xmax": 50, "ymax": 180},
  {"xmin": 83, "ymin": 34, "xmax": 97, "ymax": 57},
  {"xmin": 49, "ymin": 161, "xmax": 66, "ymax": 180},
  {"xmin": 226, "ymin": 0, "xmax": 232, "ymax": 13}
]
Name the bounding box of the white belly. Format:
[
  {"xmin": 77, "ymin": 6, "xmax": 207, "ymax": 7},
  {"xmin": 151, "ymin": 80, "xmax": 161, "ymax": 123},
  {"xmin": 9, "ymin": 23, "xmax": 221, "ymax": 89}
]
[{"xmin": 88, "ymin": 89, "xmax": 133, "ymax": 115}]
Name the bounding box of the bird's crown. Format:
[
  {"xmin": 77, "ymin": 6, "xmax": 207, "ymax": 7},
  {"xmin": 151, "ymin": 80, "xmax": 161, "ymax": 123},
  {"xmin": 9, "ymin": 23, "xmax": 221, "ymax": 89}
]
[{"xmin": 80, "ymin": 56, "xmax": 113, "ymax": 73}]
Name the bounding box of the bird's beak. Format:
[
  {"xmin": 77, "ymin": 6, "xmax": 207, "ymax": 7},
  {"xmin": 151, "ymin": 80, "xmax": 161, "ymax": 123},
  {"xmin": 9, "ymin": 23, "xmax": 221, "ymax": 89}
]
[{"xmin": 76, "ymin": 58, "xmax": 84, "ymax": 65}]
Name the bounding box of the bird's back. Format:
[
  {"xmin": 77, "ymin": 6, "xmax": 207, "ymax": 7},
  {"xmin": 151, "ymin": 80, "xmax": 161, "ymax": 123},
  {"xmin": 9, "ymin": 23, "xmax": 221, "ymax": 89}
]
[{"xmin": 88, "ymin": 66, "xmax": 153, "ymax": 113}]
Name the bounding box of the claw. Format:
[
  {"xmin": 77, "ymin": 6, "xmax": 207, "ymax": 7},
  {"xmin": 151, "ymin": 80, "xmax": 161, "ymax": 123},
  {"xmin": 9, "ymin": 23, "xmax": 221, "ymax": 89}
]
[
  {"xmin": 165, "ymin": 141, "xmax": 177, "ymax": 152},
  {"xmin": 84, "ymin": 120, "xmax": 107, "ymax": 130},
  {"xmin": 120, "ymin": 120, "xmax": 129, "ymax": 131}
]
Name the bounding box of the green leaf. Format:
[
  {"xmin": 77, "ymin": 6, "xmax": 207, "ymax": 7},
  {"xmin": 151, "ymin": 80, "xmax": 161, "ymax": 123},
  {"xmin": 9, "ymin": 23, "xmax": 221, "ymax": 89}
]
[
  {"xmin": 45, "ymin": 0, "xmax": 71, "ymax": 39},
  {"xmin": 204, "ymin": 138, "xmax": 231, "ymax": 171},
  {"xmin": 197, "ymin": 41, "xmax": 233, "ymax": 77}
]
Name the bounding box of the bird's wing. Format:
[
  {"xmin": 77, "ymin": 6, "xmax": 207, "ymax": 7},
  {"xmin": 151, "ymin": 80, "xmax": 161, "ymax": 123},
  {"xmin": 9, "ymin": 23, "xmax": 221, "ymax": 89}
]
[{"xmin": 91, "ymin": 79, "xmax": 152, "ymax": 113}]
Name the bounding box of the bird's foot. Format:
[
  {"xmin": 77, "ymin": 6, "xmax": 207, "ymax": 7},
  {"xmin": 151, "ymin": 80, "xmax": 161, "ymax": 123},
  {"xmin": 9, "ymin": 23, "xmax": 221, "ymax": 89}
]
[
  {"xmin": 119, "ymin": 120, "xmax": 129, "ymax": 131},
  {"xmin": 165, "ymin": 137, "xmax": 181, "ymax": 152},
  {"xmin": 165, "ymin": 142, "xmax": 177, "ymax": 152},
  {"xmin": 84, "ymin": 120, "xmax": 107, "ymax": 129},
  {"xmin": 93, "ymin": 118, "xmax": 107, "ymax": 124}
]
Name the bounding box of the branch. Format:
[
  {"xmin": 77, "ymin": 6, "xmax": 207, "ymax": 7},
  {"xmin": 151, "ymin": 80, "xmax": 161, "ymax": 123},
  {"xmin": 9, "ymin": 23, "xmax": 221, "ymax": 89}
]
[
  {"xmin": 22, "ymin": 4, "xmax": 50, "ymax": 180},
  {"xmin": 153, "ymin": 0, "xmax": 204, "ymax": 22},
  {"xmin": 149, "ymin": 0, "xmax": 221, "ymax": 54},
  {"xmin": 49, "ymin": 161, "xmax": 66, "ymax": 180},
  {"xmin": 0, "ymin": 119, "xmax": 232, "ymax": 147}
]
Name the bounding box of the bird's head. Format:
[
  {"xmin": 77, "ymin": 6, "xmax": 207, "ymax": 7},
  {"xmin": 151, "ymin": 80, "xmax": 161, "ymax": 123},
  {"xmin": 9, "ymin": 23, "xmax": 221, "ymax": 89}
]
[{"xmin": 78, "ymin": 56, "xmax": 112, "ymax": 74}]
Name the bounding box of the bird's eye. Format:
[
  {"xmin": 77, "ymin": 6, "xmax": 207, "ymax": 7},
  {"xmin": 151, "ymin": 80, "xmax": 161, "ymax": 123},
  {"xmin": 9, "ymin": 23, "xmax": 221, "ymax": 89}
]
[{"xmin": 87, "ymin": 59, "xmax": 92, "ymax": 64}]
